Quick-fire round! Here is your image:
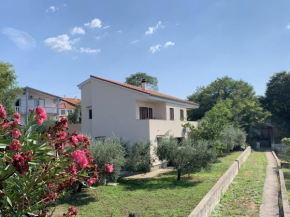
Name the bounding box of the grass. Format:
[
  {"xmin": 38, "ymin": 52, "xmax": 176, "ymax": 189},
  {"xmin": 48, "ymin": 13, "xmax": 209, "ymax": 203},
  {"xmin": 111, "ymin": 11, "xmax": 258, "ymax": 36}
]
[
  {"xmin": 210, "ymin": 150, "xmax": 267, "ymax": 217},
  {"xmin": 52, "ymin": 151, "xmax": 242, "ymax": 217},
  {"xmin": 282, "ymin": 167, "xmax": 290, "ymax": 201}
]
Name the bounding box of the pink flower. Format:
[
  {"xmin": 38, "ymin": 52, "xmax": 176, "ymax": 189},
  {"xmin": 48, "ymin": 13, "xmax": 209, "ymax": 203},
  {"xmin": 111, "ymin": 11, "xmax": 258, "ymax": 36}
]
[
  {"xmin": 44, "ymin": 132, "xmax": 51, "ymax": 138},
  {"xmin": 69, "ymin": 136, "xmax": 78, "ymax": 147},
  {"xmin": 63, "ymin": 206, "xmax": 78, "ymax": 217},
  {"xmin": 12, "ymin": 129, "xmax": 21, "ymax": 138},
  {"xmin": 66, "ymin": 164, "xmax": 77, "ymax": 175},
  {"xmin": 35, "ymin": 106, "xmax": 47, "ymax": 125},
  {"xmin": 105, "ymin": 164, "xmax": 114, "ymax": 173},
  {"xmin": 77, "ymin": 134, "xmax": 85, "ymax": 142},
  {"xmin": 9, "ymin": 139, "xmax": 21, "ymax": 152},
  {"xmin": 71, "ymin": 150, "xmax": 88, "ymax": 168},
  {"xmin": 14, "ymin": 112, "xmax": 20, "ymax": 119},
  {"xmin": 56, "ymin": 131, "xmax": 66, "ymax": 140},
  {"xmin": 86, "ymin": 178, "xmax": 96, "ymax": 185},
  {"xmin": 0, "ymin": 104, "xmax": 7, "ymax": 120},
  {"xmin": 12, "ymin": 152, "xmax": 33, "ymax": 175},
  {"xmin": 1, "ymin": 122, "xmax": 9, "ymax": 131}
]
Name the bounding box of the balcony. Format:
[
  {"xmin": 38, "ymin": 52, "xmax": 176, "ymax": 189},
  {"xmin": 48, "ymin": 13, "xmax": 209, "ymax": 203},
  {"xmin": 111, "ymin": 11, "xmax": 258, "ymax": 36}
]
[{"xmin": 14, "ymin": 106, "xmax": 58, "ymax": 114}]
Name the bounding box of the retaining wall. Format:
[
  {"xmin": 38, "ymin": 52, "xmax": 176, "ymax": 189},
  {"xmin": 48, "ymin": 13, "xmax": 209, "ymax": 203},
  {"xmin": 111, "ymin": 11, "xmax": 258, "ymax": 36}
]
[
  {"xmin": 272, "ymin": 151, "xmax": 290, "ymax": 216},
  {"xmin": 188, "ymin": 146, "xmax": 252, "ymax": 217}
]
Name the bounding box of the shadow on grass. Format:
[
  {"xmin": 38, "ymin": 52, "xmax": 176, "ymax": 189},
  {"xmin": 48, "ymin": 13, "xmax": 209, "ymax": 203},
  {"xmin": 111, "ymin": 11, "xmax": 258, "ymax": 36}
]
[
  {"xmin": 119, "ymin": 175, "xmax": 202, "ymax": 192},
  {"xmin": 56, "ymin": 191, "xmax": 98, "ymax": 206}
]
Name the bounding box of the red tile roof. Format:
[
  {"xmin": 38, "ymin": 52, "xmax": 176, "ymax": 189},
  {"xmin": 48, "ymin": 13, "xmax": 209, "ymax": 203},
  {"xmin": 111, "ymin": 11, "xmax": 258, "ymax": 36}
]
[
  {"xmin": 90, "ymin": 75, "xmax": 198, "ymax": 106},
  {"xmin": 61, "ymin": 98, "xmax": 81, "ymax": 106},
  {"xmin": 59, "ymin": 103, "xmax": 76, "ymax": 109}
]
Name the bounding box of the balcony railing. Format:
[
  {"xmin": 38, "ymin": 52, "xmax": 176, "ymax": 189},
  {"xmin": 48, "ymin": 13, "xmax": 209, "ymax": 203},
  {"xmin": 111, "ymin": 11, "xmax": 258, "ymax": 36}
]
[{"xmin": 14, "ymin": 106, "xmax": 58, "ymax": 114}]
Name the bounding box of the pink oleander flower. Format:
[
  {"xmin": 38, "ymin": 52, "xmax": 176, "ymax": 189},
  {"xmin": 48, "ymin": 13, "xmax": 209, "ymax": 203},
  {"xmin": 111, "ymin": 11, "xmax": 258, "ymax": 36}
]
[
  {"xmin": 71, "ymin": 150, "xmax": 88, "ymax": 168},
  {"xmin": 57, "ymin": 131, "xmax": 66, "ymax": 140},
  {"xmin": 9, "ymin": 139, "xmax": 21, "ymax": 152},
  {"xmin": 35, "ymin": 106, "xmax": 47, "ymax": 125},
  {"xmin": 86, "ymin": 178, "xmax": 96, "ymax": 185},
  {"xmin": 0, "ymin": 104, "xmax": 7, "ymax": 120},
  {"xmin": 1, "ymin": 122, "xmax": 9, "ymax": 131},
  {"xmin": 12, "ymin": 128, "xmax": 21, "ymax": 138},
  {"xmin": 105, "ymin": 164, "xmax": 114, "ymax": 173},
  {"xmin": 77, "ymin": 134, "xmax": 85, "ymax": 142},
  {"xmin": 44, "ymin": 132, "xmax": 51, "ymax": 138},
  {"xmin": 63, "ymin": 206, "xmax": 78, "ymax": 217},
  {"xmin": 14, "ymin": 112, "xmax": 20, "ymax": 119},
  {"xmin": 12, "ymin": 151, "xmax": 33, "ymax": 175},
  {"xmin": 66, "ymin": 163, "xmax": 77, "ymax": 175},
  {"xmin": 69, "ymin": 136, "xmax": 78, "ymax": 147}
]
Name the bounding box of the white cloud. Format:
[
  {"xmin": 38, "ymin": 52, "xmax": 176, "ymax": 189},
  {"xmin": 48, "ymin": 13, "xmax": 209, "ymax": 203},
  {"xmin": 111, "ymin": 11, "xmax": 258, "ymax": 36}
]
[
  {"xmin": 44, "ymin": 34, "xmax": 79, "ymax": 51},
  {"xmin": 80, "ymin": 47, "xmax": 101, "ymax": 54},
  {"xmin": 145, "ymin": 21, "xmax": 163, "ymax": 35},
  {"xmin": 84, "ymin": 18, "xmax": 102, "ymax": 28},
  {"xmin": 286, "ymin": 25, "xmax": 290, "ymax": 29},
  {"xmin": 115, "ymin": 30, "xmax": 122, "ymax": 34},
  {"xmin": 149, "ymin": 41, "xmax": 175, "ymax": 54},
  {"xmin": 149, "ymin": 44, "xmax": 162, "ymax": 53},
  {"xmin": 103, "ymin": 26, "xmax": 110, "ymax": 29},
  {"xmin": 46, "ymin": 6, "xmax": 58, "ymax": 13},
  {"xmin": 164, "ymin": 41, "xmax": 175, "ymax": 48},
  {"xmin": 71, "ymin": 27, "xmax": 85, "ymax": 35},
  {"xmin": 1, "ymin": 27, "xmax": 36, "ymax": 50},
  {"xmin": 130, "ymin": 40, "xmax": 139, "ymax": 44}
]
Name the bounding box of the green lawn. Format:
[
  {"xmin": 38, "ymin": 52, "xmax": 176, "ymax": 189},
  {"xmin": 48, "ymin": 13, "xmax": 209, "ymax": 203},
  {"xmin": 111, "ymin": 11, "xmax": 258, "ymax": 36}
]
[
  {"xmin": 282, "ymin": 167, "xmax": 290, "ymax": 201},
  {"xmin": 210, "ymin": 151, "xmax": 267, "ymax": 217},
  {"xmin": 52, "ymin": 151, "xmax": 242, "ymax": 217}
]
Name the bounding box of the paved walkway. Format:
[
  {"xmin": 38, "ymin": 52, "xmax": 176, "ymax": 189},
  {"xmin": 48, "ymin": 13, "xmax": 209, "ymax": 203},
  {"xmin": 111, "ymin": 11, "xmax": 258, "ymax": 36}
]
[
  {"xmin": 125, "ymin": 167, "xmax": 174, "ymax": 179},
  {"xmin": 259, "ymin": 151, "xmax": 279, "ymax": 217}
]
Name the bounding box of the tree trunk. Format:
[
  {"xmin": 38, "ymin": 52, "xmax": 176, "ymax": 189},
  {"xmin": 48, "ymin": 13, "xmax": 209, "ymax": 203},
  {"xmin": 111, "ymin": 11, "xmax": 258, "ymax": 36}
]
[{"xmin": 177, "ymin": 170, "xmax": 181, "ymax": 181}]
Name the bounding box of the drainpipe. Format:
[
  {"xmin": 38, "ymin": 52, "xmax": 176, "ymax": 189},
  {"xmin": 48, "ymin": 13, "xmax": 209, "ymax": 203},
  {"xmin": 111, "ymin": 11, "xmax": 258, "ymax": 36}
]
[
  {"xmin": 25, "ymin": 87, "xmax": 29, "ymax": 124},
  {"xmin": 56, "ymin": 97, "xmax": 60, "ymax": 120}
]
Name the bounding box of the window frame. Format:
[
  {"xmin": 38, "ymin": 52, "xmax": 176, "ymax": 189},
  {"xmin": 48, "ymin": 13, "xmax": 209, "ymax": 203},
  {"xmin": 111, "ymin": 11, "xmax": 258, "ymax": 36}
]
[
  {"xmin": 180, "ymin": 109, "xmax": 184, "ymax": 119},
  {"xmin": 89, "ymin": 109, "xmax": 92, "ymax": 119}
]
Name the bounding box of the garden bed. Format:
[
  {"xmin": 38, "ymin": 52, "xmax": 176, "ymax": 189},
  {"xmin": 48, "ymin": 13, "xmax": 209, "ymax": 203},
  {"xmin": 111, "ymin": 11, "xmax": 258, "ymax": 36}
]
[
  {"xmin": 210, "ymin": 150, "xmax": 267, "ymax": 217},
  {"xmin": 52, "ymin": 151, "xmax": 241, "ymax": 217}
]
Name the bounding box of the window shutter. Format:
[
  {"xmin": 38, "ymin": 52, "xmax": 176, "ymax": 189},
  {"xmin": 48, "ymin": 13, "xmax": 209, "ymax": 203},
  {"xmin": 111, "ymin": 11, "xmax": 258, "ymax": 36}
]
[
  {"xmin": 149, "ymin": 108, "xmax": 153, "ymax": 119},
  {"xmin": 139, "ymin": 107, "xmax": 143, "ymax": 119}
]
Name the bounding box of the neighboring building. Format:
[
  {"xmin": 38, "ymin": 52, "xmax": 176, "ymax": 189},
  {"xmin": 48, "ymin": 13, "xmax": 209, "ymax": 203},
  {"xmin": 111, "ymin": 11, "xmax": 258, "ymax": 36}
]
[
  {"xmin": 59, "ymin": 97, "xmax": 81, "ymax": 117},
  {"xmin": 14, "ymin": 87, "xmax": 60, "ymax": 124},
  {"xmin": 78, "ymin": 75, "xmax": 199, "ymax": 168}
]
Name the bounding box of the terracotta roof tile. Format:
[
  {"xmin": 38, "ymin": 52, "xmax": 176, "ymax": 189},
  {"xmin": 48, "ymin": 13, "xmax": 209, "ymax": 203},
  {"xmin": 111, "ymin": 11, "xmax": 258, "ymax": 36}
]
[
  {"xmin": 90, "ymin": 75, "xmax": 198, "ymax": 106},
  {"xmin": 59, "ymin": 103, "xmax": 76, "ymax": 109},
  {"xmin": 61, "ymin": 98, "xmax": 81, "ymax": 106}
]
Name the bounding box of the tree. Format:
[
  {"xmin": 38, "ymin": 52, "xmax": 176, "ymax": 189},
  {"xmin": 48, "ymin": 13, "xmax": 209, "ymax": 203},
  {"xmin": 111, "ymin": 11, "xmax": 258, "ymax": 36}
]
[
  {"xmin": 261, "ymin": 71, "xmax": 290, "ymax": 134},
  {"xmin": 0, "ymin": 61, "xmax": 22, "ymax": 116},
  {"xmin": 156, "ymin": 137, "xmax": 216, "ymax": 181},
  {"xmin": 68, "ymin": 104, "xmax": 81, "ymax": 124},
  {"xmin": 187, "ymin": 76, "xmax": 269, "ymax": 133},
  {"xmin": 125, "ymin": 72, "xmax": 158, "ymax": 91}
]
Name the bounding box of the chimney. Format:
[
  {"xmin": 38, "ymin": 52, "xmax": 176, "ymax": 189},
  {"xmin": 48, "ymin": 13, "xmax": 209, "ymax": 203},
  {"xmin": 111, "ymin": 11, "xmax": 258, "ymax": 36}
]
[
  {"xmin": 75, "ymin": 96, "xmax": 77, "ymax": 99},
  {"xmin": 63, "ymin": 95, "xmax": 66, "ymax": 99},
  {"xmin": 141, "ymin": 79, "xmax": 147, "ymax": 90}
]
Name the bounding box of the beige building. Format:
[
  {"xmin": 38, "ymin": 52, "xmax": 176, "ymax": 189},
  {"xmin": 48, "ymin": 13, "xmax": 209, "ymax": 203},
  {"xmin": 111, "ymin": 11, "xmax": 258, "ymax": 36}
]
[{"xmin": 78, "ymin": 75, "xmax": 199, "ymax": 167}]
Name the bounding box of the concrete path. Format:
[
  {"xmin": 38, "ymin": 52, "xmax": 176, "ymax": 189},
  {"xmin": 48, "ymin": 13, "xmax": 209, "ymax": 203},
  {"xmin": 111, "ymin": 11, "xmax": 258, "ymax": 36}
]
[
  {"xmin": 125, "ymin": 167, "xmax": 174, "ymax": 179},
  {"xmin": 259, "ymin": 151, "xmax": 279, "ymax": 217}
]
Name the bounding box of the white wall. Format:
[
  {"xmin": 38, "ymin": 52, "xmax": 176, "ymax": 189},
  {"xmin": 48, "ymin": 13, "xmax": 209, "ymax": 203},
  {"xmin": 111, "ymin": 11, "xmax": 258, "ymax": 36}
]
[{"xmin": 81, "ymin": 81, "xmax": 92, "ymax": 136}]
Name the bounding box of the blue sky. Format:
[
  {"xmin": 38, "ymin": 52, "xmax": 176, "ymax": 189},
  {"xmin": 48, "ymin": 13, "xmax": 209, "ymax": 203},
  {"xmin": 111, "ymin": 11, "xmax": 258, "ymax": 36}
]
[{"xmin": 1, "ymin": 0, "xmax": 290, "ymax": 100}]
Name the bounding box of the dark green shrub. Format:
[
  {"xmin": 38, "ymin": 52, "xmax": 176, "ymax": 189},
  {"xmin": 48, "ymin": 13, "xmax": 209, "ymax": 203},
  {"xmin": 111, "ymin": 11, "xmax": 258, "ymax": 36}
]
[
  {"xmin": 221, "ymin": 125, "xmax": 247, "ymax": 151},
  {"xmin": 35, "ymin": 119, "xmax": 55, "ymax": 134},
  {"xmin": 90, "ymin": 135, "xmax": 125, "ymax": 183},
  {"xmin": 123, "ymin": 140, "xmax": 152, "ymax": 173}
]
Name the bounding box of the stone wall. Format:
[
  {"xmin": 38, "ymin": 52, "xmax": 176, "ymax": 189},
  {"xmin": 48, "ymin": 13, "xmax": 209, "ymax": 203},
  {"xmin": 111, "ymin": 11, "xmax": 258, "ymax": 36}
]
[{"xmin": 188, "ymin": 146, "xmax": 251, "ymax": 217}]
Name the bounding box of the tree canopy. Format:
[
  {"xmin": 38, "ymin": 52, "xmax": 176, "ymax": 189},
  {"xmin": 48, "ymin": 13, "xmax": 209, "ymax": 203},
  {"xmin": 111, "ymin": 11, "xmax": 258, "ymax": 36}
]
[
  {"xmin": 260, "ymin": 71, "xmax": 290, "ymax": 134},
  {"xmin": 125, "ymin": 72, "xmax": 158, "ymax": 91},
  {"xmin": 187, "ymin": 76, "xmax": 269, "ymax": 133},
  {"xmin": 0, "ymin": 61, "xmax": 22, "ymax": 116}
]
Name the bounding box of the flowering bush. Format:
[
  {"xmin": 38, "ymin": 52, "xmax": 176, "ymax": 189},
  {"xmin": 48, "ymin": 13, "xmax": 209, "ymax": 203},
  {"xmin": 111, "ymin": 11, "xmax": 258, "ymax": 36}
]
[{"xmin": 0, "ymin": 104, "xmax": 113, "ymax": 216}]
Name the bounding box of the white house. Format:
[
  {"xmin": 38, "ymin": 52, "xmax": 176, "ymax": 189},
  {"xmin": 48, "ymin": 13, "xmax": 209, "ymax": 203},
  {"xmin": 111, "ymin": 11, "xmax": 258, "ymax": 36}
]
[
  {"xmin": 78, "ymin": 75, "xmax": 199, "ymax": 168},
  {"xmin": 14, "ymin": 87, "xmax": 60, "ymax": 124}
]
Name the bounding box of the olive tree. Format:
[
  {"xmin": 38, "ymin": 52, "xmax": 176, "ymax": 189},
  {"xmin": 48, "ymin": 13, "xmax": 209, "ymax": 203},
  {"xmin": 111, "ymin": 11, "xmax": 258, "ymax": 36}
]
[{"xmin": 156, "ymin": 137, "xmax": 216, "ymax": 181}]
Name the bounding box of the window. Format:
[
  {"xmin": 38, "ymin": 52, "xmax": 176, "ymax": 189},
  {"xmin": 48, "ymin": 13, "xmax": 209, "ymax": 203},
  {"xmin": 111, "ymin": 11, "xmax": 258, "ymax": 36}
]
[
  {"xmin": 170, "ymin": 108, "xmax": 174, "ymax": 120},
  {"xmin": 61, "ymin": 110, "xmax": 66, "ymax": 115},
  {"xmin": 139, "ymin": 107, "xmax": 153, "ymax": 119},
  {"xmin": 15, "ymin": 99, "xmax": 21, "ymax": 106},
  {"xmin": 68, "ymin": 110, "xmax": 73, "ymax": 114},
  {"xmin": 89, "ymin": 109, "xmax": 92, "ymax": 119},
  {"xmin": 180, "ymin": 109, "xmax": 184, "ymax": 119}
]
